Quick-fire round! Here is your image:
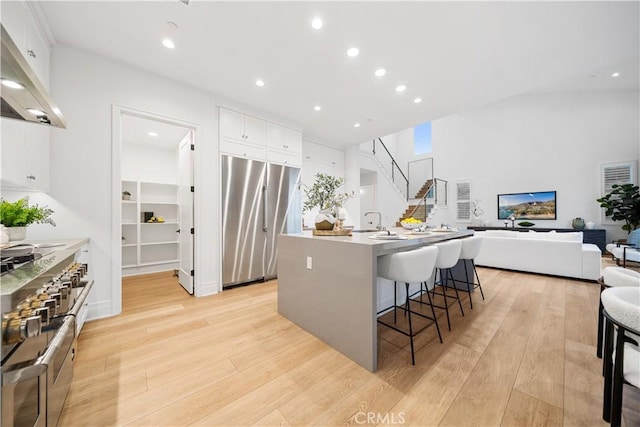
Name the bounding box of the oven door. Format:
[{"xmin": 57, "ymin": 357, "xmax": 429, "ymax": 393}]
[
  {"xmin": 1, "ymin": 357, "xmax": 47, "ymax": 427},
  {"xmin": 43, "ymin": 315, "xmax": 76, "ymax": 427}
]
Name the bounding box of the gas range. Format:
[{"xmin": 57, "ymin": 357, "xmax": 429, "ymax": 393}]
[{"xmin": 1, "ymin": 240, "xmax": 93, "ymax": 427}]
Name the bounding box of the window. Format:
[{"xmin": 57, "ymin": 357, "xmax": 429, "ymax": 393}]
[{"xmin": 414, "ymin": 122, "xmax": 432, "ymax": 155}]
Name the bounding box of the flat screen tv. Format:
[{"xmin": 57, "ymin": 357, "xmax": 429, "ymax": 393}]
[{"xmin": 497, "ymin": 191, "xmax": 557, "ymax": 220}]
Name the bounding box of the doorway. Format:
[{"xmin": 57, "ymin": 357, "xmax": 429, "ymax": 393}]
[{"xmin": 113, "ymin": 107, "xmax": 197, "ymax": 308}]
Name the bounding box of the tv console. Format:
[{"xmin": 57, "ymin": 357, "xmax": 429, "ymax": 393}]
[{"xmin": 468, "ymin": 226, "xmax": 607, "ymax": 253}]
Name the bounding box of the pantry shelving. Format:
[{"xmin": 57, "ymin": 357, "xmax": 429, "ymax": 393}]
[{"xmin": 121, "ymin": 180, "xmax": 180, "ymax": 275}]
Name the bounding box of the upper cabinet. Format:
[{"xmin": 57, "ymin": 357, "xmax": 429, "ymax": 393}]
[
  {"xmin": 219, "ymin": 107, "xmax": 302, "ymax": 166},
  {"xmin": 1, "ymin": 118, "xmax": 50, "ymax": 192},
  {"xmin": 219, "ymin": 108, "xmax": 267, "ymax": 160},
  {"xmin": 266, "ymin": 123, "xmax": 302, "ymax": 166},
  {"xmin": 2, "ymin": 0, "xmax": 51, "ymax": 88}
]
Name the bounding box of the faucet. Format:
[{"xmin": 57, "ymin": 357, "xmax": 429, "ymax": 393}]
[{"xmin": 364, "ymin": 211, "xmax": 383, "ymax": 230}]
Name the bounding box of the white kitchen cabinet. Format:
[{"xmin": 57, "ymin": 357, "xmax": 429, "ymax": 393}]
[
  {"xmin": 219, "ymin": 107, "xmax": 266, "ymax": 146},
  {"xmin": 1, "ymin": 0, "xmax": 51, "ymax": 88},
  {"xmin": 0, "ymin": 118, "xmax": 50, "ymax": 192},
  {"xmin": 121, "ymin": 180, "xmax": 180, "ymax": 276},
  {"xmin": 266, "ymin": 123, "xmax": 302, "ymax": 166},
  {"xmin": 302, "ymin": 140, "xmax": 345, "ymax": 177}
]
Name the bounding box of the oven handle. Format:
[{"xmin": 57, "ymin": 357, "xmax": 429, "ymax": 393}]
[
  {"xmin": 2, "ymin": 315, "xmax": 74, "ymax": 385},
  {"xmin": 69, "ymin": 280, "xmax": 94, "ymax": 317}
]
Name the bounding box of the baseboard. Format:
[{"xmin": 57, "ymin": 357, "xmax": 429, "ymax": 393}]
[
  {"xmin": 197, "ymin": 280, "xmax": 220, "ymax": 297},
  {"xmin": 86, "ymin": 300, "xmax": 117, "ymax": 322}
]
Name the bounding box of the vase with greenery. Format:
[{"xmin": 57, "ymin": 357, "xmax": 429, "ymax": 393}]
[
  {"xmin": 0, "ymin": 197, "xmax": 56, "ymax": 241},
  {"xmin": 303, "ymin": 173, "xmax": 350, "ymax": 230},
  {"xmin": 597, "ymin": 183, "xmax": 640, "ymax": 234}
]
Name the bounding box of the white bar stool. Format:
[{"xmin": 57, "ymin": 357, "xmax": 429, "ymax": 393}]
[
  {"xmin": 601, "ymin": 286, "xmax": 640, "ymax": 427},
  {"xmin": 430, "ymin": 239, "xmax": 464, "ymax": 331},
  {"xmin": 597, "ymin": 267, "xmax": 640, "ymax": 358},
  {"xmin": 377, "ymin": 245, "xmax": 441, "ymax": 365},
  {"xmin": 455, "ymin": 236, "xmax": 485, "ymax": 310}
]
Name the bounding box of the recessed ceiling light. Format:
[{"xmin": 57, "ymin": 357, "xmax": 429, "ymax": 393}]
[
  {"xmin": 27, "ymin": 108, "xmax": 46, "ymax": 116},
  {"xmin": 1, "ymin": 79, "xmax": 24, "ymax": 89},
  {"xmin": 162, "ymin": 38, "xmax": 175, "ymax": 49},
  {"xmin": 374, "ymin": 68, "xmax": 386, "ymax": 77},
  {"xmin": 354, "ymin": 123, "xmax": 361, "ymax": 128},
  {"xmin": 256, "ymin": 79, "xmax": 265, "ymax": 87},
  {"xmin": 396, "ymin": 84, "xmax": 407, "ymax": 92},
  {"xmin": 311, "ymin": 18, "xmax": 323, "ymax": 30},
  {"xmin": 314, "ymin": 105, "xmax": 322, "ymax": 111},
  {"xmin": 148, "ymin": 132, "xmax": 158, "ymax": 137},
  {"xmin": 413, "ymin": 97, "xmax": 422, "ymax": 104},
  {"xmin": 611, "ymin": 72, "xmax": 620, "ymax": 78},
  {"xmin": 347, "ymin": 47, "xmax": 359, "ymax": 58}
]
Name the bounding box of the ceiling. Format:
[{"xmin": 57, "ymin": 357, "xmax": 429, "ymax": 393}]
[
  {"xmin": 121, "ymin": 113, "xmax": 191, "ymax": 149},
  {"xmin": 38, "ymin": 1, "xmax": 639, "ymax": 146}
]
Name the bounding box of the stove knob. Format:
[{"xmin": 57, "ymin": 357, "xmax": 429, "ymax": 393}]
[
  {"xmin": 2, "ymin": 315, "xmax": 41, "ymax": 345},
  {"xmin": 32, "ymin": 307, "xmax": 50, "ymax": 325},
  {"xmin": 48, "ymin": 292, "xmax": 62, "ymax": 308}
]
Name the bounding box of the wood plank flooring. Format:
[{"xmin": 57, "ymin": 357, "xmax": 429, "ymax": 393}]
[{"xmin": 59, "ymin": 264, "xmax": 636, "ymax": 426}]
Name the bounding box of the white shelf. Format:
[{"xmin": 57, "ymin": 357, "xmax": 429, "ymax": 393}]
[
  {"xmin": 122, "ymin": 179, "xmax": 181, "ymax": 271},
  {"xmin": 140, "ymin": 241, "xmax": 178, "ymax": 246}
]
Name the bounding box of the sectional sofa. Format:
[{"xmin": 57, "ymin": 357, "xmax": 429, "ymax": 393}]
[{"xmin": 474, "ymin": 230, "xmax": 601, "ymax": 280}]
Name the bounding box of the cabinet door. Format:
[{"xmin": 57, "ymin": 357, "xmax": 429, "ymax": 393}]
[
  {"xmin": 284, "ymin": 129, "xmax": 302, "ymax": 154},
  {"xmin": 219, "ymin": 108, "xmax": 244, "ymax": 141},
  {"xmin": 266, "ymin": 122, "xmax": 286, "ymax": 151},
  {"xmin": 1, "ymin": 118, "xmax": 27, "ymax": 188},
  {"xmin": 24, "ymin": 124, "xmax": 50, "ymax": 192},
  {"xmin": 24, "ymin": 9, "xmax": 50, "ymax": 88},
  {"xmin": 1, "ymin": 1, "xmax": 27, "ymax": 54},
  {"xmin": 243, "ymin": 115, "xmax": 266, "ymax": 146}
]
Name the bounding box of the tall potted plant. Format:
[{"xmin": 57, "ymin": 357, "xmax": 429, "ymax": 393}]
[
  {"xmin": 597, "ymin": 183, "xmax": 640, "ymax": 234},
  {"xmin": 303, "ymin": 173, "xmax": 349, "ymax": 230},
  {"xmin": 0, "ymin": 197, "xmax": 56, "ymax": 241}
]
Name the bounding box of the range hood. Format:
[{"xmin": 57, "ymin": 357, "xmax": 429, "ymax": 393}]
[{"xmin": 1, "ymin": 25, "xmax": 66, "ymax": 128}]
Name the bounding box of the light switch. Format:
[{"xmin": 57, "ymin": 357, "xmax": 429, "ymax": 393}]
[{"xmin": 306, "ymin": 256, "xmax": 312, "ymax": 270}]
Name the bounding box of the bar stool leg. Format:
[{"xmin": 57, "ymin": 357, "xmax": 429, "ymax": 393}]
[
  {"xmin": 463, "ymin": 259, "xmax": 473, "ymax": 309},
  {"xmin": 438, "ymin": 268, "xmax": 452, "ymax": 331},
  {"xmin": 424, "ymin": 282, "xmax": 443, "ymax": 344},
  {"xmin": 603, "ymin": 317, "xmax": 614, "ymax": 422},
  {"xmin": 597, "ymin": 297, "xmax": 604, "ymax": 359},
  {"xmin": 447, "ymin": 268, "xmax": 465, "ymax": 316},
  {"xmin": 393, "ymin": 281, "xmax": 398, "ymax": 324},
  {"xmin": 472, "ymin": 260, "xmax": 485, "ymax": 300},
  {"xmin": 610, "ymin": 328, "xmax": 625, "ymax": 427},
  {"xmin": 405, "ymin": 282, "xmax": 415, "ymax": 365}
]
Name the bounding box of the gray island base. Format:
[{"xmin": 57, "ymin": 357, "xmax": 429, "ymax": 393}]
[{"xmin": 277, "ymin": 228, "xmax": 473, "ymax": 372}]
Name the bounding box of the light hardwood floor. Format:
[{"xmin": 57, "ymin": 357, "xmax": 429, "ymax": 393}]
[{"xmin": 59, "ymin": 264, "xmax": 635, "ymax": 426}]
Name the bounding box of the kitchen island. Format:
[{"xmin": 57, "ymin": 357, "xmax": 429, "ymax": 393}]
[{"xmin": 277, "ymin": 228, "xmax": 473, "ymax": 372}]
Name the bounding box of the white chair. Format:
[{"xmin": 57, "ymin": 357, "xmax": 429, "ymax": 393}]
[
  {"xmin": 597, "ymin": 267, "xmax": 640, "ymax": 358},
  {"xmin": 455, "ymin": 236, "xmax": 485, "ymax": 309},
  {"xmin": 601, "ymin": 287, "xmax": 640, "ymax": 427},
  {"xmin": 377, "ymin": 245, "xmax": 441, "ymax": 365},
  {"xmin": 606, "ymin": 229, "xmax": 640, "ymax": 268},
  {"xmin": 430, "ymin": 239, "xmax": 464, "ymax": 331}
]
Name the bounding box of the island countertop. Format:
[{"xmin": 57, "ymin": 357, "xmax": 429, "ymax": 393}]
[{"xmin": 277, "ymin": 228, "xmax": 473, "ymax": 372}]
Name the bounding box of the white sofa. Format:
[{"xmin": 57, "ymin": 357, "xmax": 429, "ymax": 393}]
[{"xmin": 474, "ymin": 230, "xmax": 601, "ymax": 280}]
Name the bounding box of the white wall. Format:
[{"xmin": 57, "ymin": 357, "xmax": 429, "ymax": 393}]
[
  {"xmin": 432, "ymin": 90, "xmax": 640, "ymax": 242},
  {"xmin": 122, "ymin": 143, "xmax": 178, "ymax": 184},
  {"xmin": 21, "ymin": 45, "xmax": 221, "ymax": 320}
]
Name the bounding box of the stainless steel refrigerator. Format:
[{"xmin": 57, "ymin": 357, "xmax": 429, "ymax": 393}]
[{"xmin": 222, "ymin": 155, "xmax": 302, "ymax": 288}]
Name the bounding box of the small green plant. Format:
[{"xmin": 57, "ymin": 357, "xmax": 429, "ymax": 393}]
[
  {"xmin": 303, "ymin": 173, "xmax": 349, "ymax": 212},
  {"xmin": 0, "ymin": 197, "xmax": 56, "ymax": 227},
  {"xmin": 597, "ymin": 183, "xmax": 640, "ymax": 234}
]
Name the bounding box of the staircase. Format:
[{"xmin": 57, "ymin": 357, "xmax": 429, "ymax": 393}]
[{"xmin": 395, "ymin": 178, "xmax": 447, "ymax": 226}]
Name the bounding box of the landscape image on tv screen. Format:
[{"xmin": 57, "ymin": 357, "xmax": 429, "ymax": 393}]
[{"xmin": 498, "ymin": 191, "xmax": 557, "ymax": 220}]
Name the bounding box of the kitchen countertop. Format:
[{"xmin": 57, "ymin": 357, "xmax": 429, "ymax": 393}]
[{"xmin": 1, "ymin": 238, "xmax": 89, "ymax": 296}]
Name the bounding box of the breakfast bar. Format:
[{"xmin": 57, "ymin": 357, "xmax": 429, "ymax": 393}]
[{"xmin": 277, "ymin": 228, "xmax": 473, "ymax": 372}]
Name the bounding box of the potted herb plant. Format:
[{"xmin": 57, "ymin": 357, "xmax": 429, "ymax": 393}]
[
  {"xmin": 303, "ymin": 173, "xmax": 349, "ymax": 230},
  {"xmin": 0, "ymin": 197, "xmax": 56, "ymax": 241},
  {"xmin": 122, "ymin": 190, "xmax": 132, "ymax": 201},
  {"xmin": 597, "ymin": 183, "xmax": 640, "ymax": 234}
]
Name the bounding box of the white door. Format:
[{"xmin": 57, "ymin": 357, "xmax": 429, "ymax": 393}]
[
  {"xmin": 178, "ymin": 134, "xmax": 194, "ymax": 294},
  {"xmin": 360, "ymin": 184, "xmax": 377, "ymax": 229}
]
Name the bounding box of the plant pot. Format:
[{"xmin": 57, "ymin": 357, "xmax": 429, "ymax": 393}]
[
  {"xmin": 6, "ymin": 226, "xmax": 26, "ymax": 241},
  {"xmin": 315, "ymin": 210, "xmax": 336, "ymax": 231},
  {"xmin": 122, "ymin": 194, "xmax": 131, "ymax": 201}
]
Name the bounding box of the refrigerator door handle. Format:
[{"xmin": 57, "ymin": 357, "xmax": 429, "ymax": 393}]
[{"xmin": 262, "ymin": 184, "xmax": 268, "ymax": 232}]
